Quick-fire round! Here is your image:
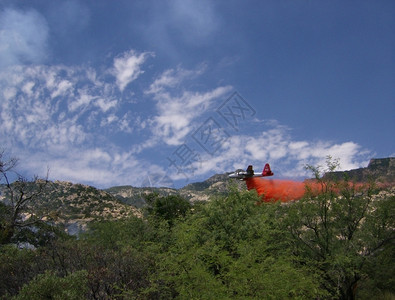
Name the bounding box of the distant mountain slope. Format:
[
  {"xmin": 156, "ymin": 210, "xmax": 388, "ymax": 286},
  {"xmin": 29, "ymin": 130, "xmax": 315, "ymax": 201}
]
[
  {"xmin": 324, "ymin": 157, "xmax": 395, "ymax": 183},
  {"xmin": 2, "ymin": 158, "xmax": 392, "ymax": 236},
  {"xmin": 106, "ymin": 158, "xmax": 395, "ymax": 205},
  {"xmin": 105, "ymin": 185, "xmax": 179, "ymax": 208},
  {"xmin": 105, "ymin": 173, "xmax": 246, "ymax": 205},
  {"xmin": 0, "ymin": 181, "xmax": 140, "ymax": 235}
]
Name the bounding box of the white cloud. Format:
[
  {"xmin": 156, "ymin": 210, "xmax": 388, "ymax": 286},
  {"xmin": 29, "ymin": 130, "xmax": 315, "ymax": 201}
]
[
  {"xmin": 69, "ymin": 92, "xmax": 95, "ymax": 112},
  {"xmin": 101, "ymin": 114, "xmax": 118, "ymax": 126},
  {"xmin": 170, "ymin": 0, "xmax": 218, "ymax": 40},
  {"xmin": 112, "ymin": 50, "xmax": 153, "ymax": 92},
  {"xmin": 169, "ymin": 120, "xmax": 371, "ymax": 183},
  {"xmin": 50, "ymin": 80, "xmax": 73, "ymax": 98},
  {"xmin": 141, "ymin": 0, "xmax": 219, "ymax": 54},
  {"xmin": 0, "ymin": 62, "xmax": 134, "ymax": 168},
  {"xmin": 145, "ymin": 66, "xmax": 232, "ymax": 146},
  {"xmin": 21, "ymin": 81, "xmax": 35, "ymax": 96},
  {"xmin": 19, "ymin": 147, "xmax": 165, "ymax": 188},
  {"xmin": 146, "ymin": 65, "xmax": 206, "ymax": 94},
  {"xmin": 0, "ymin": 56, "xmax": 170, "ymax": 187},
  {"xmin": 0, "ymin": 8, "xmax": 49, "ymax": 67},
  {"xmin": 95, "ymin": 98, "xmax": 118, "ymax": 113},
  {"xmin": 142, "ymin": 65, "xmax": 370, "ymax": 184},
  {"xmin": 0, "ymin": 46, "xmax": 372, "ymax": 188},
  {"xmin": 151, "ymin": 87, "xmax": 232, "ymax": 146}
]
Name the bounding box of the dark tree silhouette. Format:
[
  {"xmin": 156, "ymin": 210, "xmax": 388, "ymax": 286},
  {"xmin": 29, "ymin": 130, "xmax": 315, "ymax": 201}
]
[{"xmin": 0, "ymin": 150, "xmax": 50, "ymax": 245}]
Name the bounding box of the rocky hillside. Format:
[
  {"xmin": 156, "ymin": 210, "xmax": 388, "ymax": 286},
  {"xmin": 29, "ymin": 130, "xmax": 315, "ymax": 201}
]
[
  {"xmin": 0, "ymin": 181, "xmax": 140, "ymax": 235},
  {"xmin": 105, "ymin": 185, "xmax": 179, "ymax": 208},
  {"xmin": 107, "ymin": 158, "xmax": 395, "ymax": 206},
  {"xmin": 105, "ymin": 173, "xmax": 247, "ymax": 207},
  {"xmin": 324, "ymin": 157, "xmax": 395, "ymax": 183},
  {"xmin": 2, "ymin": 158, "xmax": 393, "ymax": 236}
]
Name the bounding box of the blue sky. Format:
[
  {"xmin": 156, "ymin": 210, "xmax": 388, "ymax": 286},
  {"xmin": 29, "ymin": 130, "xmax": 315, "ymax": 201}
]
[{"xmin": 1, "ymin": 0, "xmax": 394, "ymax": 188}]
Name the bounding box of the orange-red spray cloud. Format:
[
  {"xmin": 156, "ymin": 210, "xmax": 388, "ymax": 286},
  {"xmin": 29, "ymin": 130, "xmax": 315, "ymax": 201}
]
[
  {"xmin": 245, "ymin": 177, "xmax": 319, "ymax": 202},
  {"xmin": 245, "ymin": 176, "xmax": 388, "ymax": 203}
]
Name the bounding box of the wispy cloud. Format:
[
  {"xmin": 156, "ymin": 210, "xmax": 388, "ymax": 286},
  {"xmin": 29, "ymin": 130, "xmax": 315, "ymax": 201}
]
[
  {"xmin": 0, "ymin": 49, "xmax": 371, "ymax": 188},
  {"xmin": 135, "ymin": 0, "xmax": 220, "ymax": 62},
  {"xmin": 169, "ymin": 0, "xmax": 219, "ymax": 42},
  {"xmin": 22, "ymin": 147, "xmax": 165, "ymax": 188},
  {"xmin": 111, "ymin": 50, "xmax": 153, "ymax": 92},
  {"xmin": 48, "ymin": 0, "xmax": 90, "ymax": 36},
  {"xmin": 0, "ymin": 61, "xmax": 149, "ymax": 186},
  {"xmin": 146, "ymin": 65, "xmax": 206, "ymax": 94},
  {"xmin": 0, "ymin": 65, "xmax": 124, "ymax": 150},
  {"xmin": 179, "ymin": 120, "xmax": 372, "ymax": 182},
  {"xmin": 145, "ymin": 66, "xmax": 232, "ymax": 146},
  {"xmin": 0, "ymin": 8, "xmax": 49, "ymax": 67}
]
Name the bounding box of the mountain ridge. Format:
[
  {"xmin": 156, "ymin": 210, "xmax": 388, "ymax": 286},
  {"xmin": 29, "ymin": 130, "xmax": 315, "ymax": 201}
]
[
  {"xmin": 106, "ymin": 157, "xmax": 395, "ymax": 206},
  {"xmin": 323, "ymin": 157, "xmax": 395, "ymax": 183},
  {"xmin": 0, "ymin": 180, "xmax": 141, "ymax": 236},
  {"xmin": 1, "ymin": 158, "xmax": 393, "ymax": 232}
]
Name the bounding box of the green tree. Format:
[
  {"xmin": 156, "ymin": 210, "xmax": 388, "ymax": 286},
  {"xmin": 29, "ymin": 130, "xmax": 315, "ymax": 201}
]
[
  {"xmin": 283, "ymin": 159, "xmax": 395, "ymax": 299},
  {"xmin": 0, "ymin": 245, "xmax": 40, "ymax": 297},
  {"xmin": 145, "ymin": 193, "xmax": 191, "ymax": 226},
  {"xmin": 355, "ymin": 190, "xmax": 395, "ymax": 299},
  {"xmin": 13, "ymin": 270, "xmax": 88, "ymax": 300},
  {"xmin": 150, "ymin": 188, "xmax": 324, "ymax": 299},
  {"xmin": 80, "ymin": 216, "xmax": 172, "ymax": 298}
]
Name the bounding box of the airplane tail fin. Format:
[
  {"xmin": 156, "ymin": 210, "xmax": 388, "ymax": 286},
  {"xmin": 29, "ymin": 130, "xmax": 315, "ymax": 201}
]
[{"xmin": 262, "ymin": 163, "xmax": 274, "ymax": 177}]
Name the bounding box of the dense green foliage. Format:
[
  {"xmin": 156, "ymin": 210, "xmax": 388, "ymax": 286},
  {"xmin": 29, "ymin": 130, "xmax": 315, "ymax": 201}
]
[
  {"xmin": 14, "ymin": 270, "xmax": 88, "ymax": 300},
  {"xmin": 1, "ymin": 159, "xmax": 394, "ymax": 299}
]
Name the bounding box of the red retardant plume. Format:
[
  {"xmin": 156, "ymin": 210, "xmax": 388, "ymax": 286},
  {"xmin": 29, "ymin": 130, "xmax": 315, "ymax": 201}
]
[
  {"xmin": 244, "ymin": 176, "xmax": 385, "ymax": 203},
  {"xmin": 245, "ymin": 177, "xmax": 319, "ymax": 202}
]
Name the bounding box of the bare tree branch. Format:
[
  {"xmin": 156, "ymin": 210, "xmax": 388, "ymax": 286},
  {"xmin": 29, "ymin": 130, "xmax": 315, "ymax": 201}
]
[{"xmin": 0, "ymin": 150, "xmax": 51, "ymax": 244}]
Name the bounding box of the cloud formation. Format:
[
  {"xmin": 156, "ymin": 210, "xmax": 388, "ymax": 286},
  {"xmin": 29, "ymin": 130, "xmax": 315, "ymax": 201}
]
[
  {"xmin": 145, "ymin": 66, "xmax": 232, "ymax": 146},
  {"xmin": 0, "ymin": 8, "xmax": 49, "ymax": 67},
  {"xmin": 0, "ymin": 47, "xmax": 371, "ymax": 188},
  {"xmin": 0, "ymin": 63, "xmax": 147, "ymax": 187},
  {"xmin": 182, "ymin": 122, "xmax": 371, "ymax": 182},
  {"xmin": 48, "ymin": 0, "xmax": 90, "ymax": 36},
  {"xmin": 138, "ymin": 0, "xmax": 219, "ymax": 60},
  {"xmin": 168, "ymin": 0, "xmax": 219, "ymax": 43},
  {"xmin": 112, "ymin": 50, "xmax": 153, "ymax": 92}
]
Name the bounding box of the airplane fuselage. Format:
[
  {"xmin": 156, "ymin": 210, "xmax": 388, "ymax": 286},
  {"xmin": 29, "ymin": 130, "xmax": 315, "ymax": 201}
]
[{"xmin": 228, "ymin": 164, "xmax": 273, "ymax": 180}]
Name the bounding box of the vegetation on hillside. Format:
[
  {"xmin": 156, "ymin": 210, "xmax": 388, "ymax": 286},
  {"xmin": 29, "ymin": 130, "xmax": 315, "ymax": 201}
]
[{"xmin": 0, "ymin": 153, "xmax": 394, "ymax": 299}]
